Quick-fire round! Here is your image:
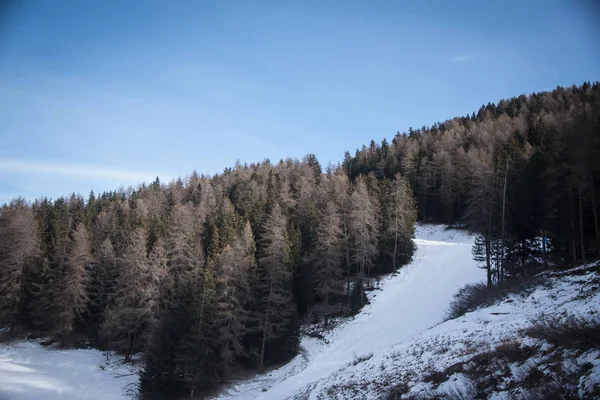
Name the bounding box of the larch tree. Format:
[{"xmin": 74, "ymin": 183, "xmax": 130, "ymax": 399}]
[
  {"xmin": 464, "ymin": 148, "xmax": 499, "ymax": 287},
  {"xmin": 349, "ymin": 177, "xmax": 380, "ymax": 307},
  {"xmin": 213, "ymin": 237, "xmax": 252, "ymax": 373},
  {"xmin": 54, "ymin": 222, "xmax": 93, "ymax": 343},
  {"xmin": 0, "ymin": 198, "xmax": 40, "ymax": 330},
  {"xmin": 165, "ymin": 203, "xmax": 217, "ymax": 396},
  {"xmin": 386, "ymin": 174, "xmax": 417, "ymax": 271},
  {"xmin": 330, "ymin": 171, "xmax": 353, "ymax": 298},
  {"xmin": 102, "ymin": 227, "xmax": 158, "ymax": 362},
  {"xmin": 311, "ymin": 200, "xmax": 345, "ymax": 325},
  {"xmin": 255, "ymin": 203, "xmax": 296, "ymax": 372}
]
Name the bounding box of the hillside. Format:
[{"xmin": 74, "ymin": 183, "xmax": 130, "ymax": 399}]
[
  {"xmin": 214, "ymin": 226, "xmax": 600, "ymax": 400},
  {"xmin": 1, "ymin": 82, "xmax": 598, "ymax": 398},
  {"xmin": 214, "ymin": 224, "xmax": 482, "ymax": 399},
  {"xmin": 2, "ymin": 225, "xmax": 599, "ymax": 399}
]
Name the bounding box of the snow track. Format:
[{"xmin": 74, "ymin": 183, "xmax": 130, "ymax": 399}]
[{"xmin": 216, "ymin": 224, "xmax": 484, "ymax": 399}]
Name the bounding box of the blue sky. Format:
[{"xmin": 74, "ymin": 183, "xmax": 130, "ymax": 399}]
[{"xmin": 1, "ymin": 0, "xmax": 599, "ymax": 202}]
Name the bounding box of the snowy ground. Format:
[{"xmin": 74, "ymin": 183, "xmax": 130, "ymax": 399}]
[
  {"xmin": 215, "ymin": 224, "xmax": 485, "ymax": 400},
  {"xmin": 0, "ymin": 341, "xmax": 139, "ymax": 400},
  {"xmin": 298, "ymin": 263, "xmax": 600, "ymax": 399},
  {"xmin": 3, "ymin": 224, "xmax": 597, "ymax": 399}
]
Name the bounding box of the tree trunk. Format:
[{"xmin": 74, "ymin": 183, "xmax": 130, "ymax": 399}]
[
  {"xmin": 578, "ymin": 182, "xmax": 586, "ymax": 261},
  {"xmin": 360, "ymin": 238, "xmax": 365, "ymax": 308},
  {"xmin": 485, "ymin": 235, "xmax": 492, "ymax": 288},
  {"xmin": 591, "ymin": 174, "xmax": 600, "ymax": 254},
  {"xmin": 569, "ymin": 183, "xmax": 577, "ymax": 263},
  {"xmin": 495, "ymin": 240, "xmax": 500, "ymax": 284},
  {"xmin": 542, "ymin": 210, "xmax": 548, "ymax": 269},
  {"xmin": 486, "ymin": 214, "xmax": 493, "ymax": 288},
  {"xmin": 343, "ymin": 218, "xmax": 351, "ymax": 305},
  {"xmin": 259, "ymin": 280, "xmax": 272, "ymax": 373},
  {"xmin": 125, "ymin": 330, "xmax": 132, "ymax": 363},
  {"xmin": 129, "ymin": 329, "xmax": 138, "ymax": 364},
  {"xmin": 393, "ymin": 216, "xmax": 398, "ymax": 272},
  {"xmin": 520, "ymin": 238, "xmax": 526, "ymax": 275},
  {"xmin": 500, "ymin": 156, "xmax": 509, "ymax": 285}
]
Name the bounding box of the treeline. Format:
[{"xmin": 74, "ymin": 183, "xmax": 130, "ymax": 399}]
[
  {"xmin": 343, "ymin": 81, "xmax": 600, "ymax": 285},
  {"xmin": 0, "ymin": 159, "xmax": 416, "ymax": 398}
]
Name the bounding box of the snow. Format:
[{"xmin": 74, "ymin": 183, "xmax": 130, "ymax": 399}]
[
  {"xmin": 281, "ymin": 263, "xmax": 600, "ymax": 399},
  {"xmin": 216, "ymin": 224, "xmax": 486, "ymax": 399},
  {"xmin": 0, "ymin": 341, "xmax": 139, "ymax": 400},
  {"xmin": 2, "ymin": 224, "xmax": 596, "ymax": 399}
]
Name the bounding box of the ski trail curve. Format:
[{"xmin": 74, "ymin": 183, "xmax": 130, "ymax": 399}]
[{"xmin": 216, "ymin": 224, "xmax": 483, "ymax": 400}]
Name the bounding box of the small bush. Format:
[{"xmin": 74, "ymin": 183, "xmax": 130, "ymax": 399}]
[
  {"xmin": 525, "ymin": 313, "xmax": 600, "ymax": 350},
  {"xmin": 446, "ymin": 282, "xmax": 498, "ymax": 320},
  {"xmin": 491, "ymin": 340, "xmax": 536, "ymax": 364},
  {"xmin": 516, "ymin": 361, "xmax": 583, "ymax": 400},
  {"xmin": 446, "ymin": 276, "xmax": 541, "ymax": 320},
  {"xmin": 423, "ymin": 369, "xmax": 447, "ymax": 386}
]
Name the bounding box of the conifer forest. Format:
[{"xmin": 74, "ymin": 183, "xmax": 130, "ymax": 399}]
[{"xmin": 1, "ymin": 82, "xmax": 599, "ymax": 398}]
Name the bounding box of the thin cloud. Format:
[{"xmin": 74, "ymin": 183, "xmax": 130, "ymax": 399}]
[{"xmin": 0, "ymin": 158, "xmax": 168, "ymax": 184}]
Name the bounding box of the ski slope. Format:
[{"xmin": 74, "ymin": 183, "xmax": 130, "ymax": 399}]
[
  {"xmin": 2, "ymin": 225, "xmax": 597, "ymax": 399},
  {"xmin": 216, "ymin": 224, "xmax": 484, "ymax": 399}
]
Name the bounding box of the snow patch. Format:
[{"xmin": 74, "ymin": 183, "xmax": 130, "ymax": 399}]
[{"xmin": 0, "ymin": 341, "xmax": 139, "ymax": 400}]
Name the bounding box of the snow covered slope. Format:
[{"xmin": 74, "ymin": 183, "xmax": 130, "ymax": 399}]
[
  {"xmin": 296, "ymin": 263, "xmax": 600, "ymax": 399},
  {"xmin": 0, "ymin": 341, "xmax": 139, "ymax": 400},
  {"xmin": 6, "ymin": 224, "xmax": 593, "ymax": 399},
  {"xmin": 216, "ymin": 224, "xmax": 485, "ymax": 400}
]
